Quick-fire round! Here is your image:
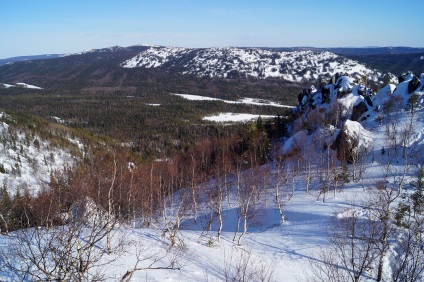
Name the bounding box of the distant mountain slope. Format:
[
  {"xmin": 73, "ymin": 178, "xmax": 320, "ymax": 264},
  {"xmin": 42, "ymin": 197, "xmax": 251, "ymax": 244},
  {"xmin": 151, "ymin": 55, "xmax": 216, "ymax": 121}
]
[
  {"xmin": 266, "ymin": 47, "xmax": 424, "ymax": 76},
  {"xmin": 347, "ymin": 52, "xmax": 424, "ymax": 76},
  {"xmin": 0, "ymin": 54, "xmax": 62, "ymax": 67},
  {"xmin": 267, "ymin": 46, "xmax": 424, "ymax": 56},
  {"xmin": 121, "ymin": 46, "xmax": 390, "ymax": 83},
  {"xmin": 0, "ymin": 45, "xmax": 151, "ymax": 89},
  {"xmin": 3, "ymin": 44, "xmax": 421, "ymax": 104}
]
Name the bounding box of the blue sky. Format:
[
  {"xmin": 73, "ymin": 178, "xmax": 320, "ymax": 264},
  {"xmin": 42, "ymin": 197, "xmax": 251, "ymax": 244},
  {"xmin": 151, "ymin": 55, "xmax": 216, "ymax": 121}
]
[{"xmin": 1, "ymin": 0, "xmax": 423, "ymax": 58}]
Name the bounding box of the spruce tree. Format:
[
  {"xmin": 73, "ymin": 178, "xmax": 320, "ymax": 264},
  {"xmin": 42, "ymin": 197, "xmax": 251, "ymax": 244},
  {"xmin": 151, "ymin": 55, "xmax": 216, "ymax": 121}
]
[{"xmin": 411, "ymin": 165, "xmax": 424, "ymax": 214}]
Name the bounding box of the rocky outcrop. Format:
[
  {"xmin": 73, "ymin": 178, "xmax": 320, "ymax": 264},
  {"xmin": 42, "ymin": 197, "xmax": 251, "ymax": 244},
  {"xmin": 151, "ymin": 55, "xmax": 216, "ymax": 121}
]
[
  {"xmin": 330, "ymin": 120, "xmax": 371, "ymax": 163},
  {"xmin": 408, "ymin": 75, "xmax": 421, "ymax": 94},
  {"xmin": 331, "ymin": 125, "xmax": 357, "ymax": 164},
  {"xmin": 398, "ymin": 72, "xmax": 413, "ymax": 83},
  {"xmin": 351, "ymin": 101, "xmax": 369, "ymax": 121}
]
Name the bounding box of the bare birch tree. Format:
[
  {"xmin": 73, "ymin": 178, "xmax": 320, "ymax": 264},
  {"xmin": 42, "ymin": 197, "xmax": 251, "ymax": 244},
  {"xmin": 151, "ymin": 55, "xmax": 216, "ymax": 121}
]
[{"xmin": 0, "ymin": 197, "xmax": 122, "ymax": 282}]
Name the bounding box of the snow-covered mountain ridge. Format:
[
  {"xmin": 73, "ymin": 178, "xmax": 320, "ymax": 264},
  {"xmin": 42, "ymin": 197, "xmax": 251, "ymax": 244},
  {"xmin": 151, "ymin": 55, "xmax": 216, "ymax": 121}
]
[{"xmin": 121, "ymin": 46, "xmax": 393, "ymax": 83}]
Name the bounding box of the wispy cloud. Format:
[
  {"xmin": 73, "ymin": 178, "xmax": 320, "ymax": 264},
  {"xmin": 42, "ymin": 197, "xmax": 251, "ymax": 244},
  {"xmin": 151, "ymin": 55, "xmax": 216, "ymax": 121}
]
[{"xmin": 101, "ymin": 34, "xmax": 123, "ymax": 38}]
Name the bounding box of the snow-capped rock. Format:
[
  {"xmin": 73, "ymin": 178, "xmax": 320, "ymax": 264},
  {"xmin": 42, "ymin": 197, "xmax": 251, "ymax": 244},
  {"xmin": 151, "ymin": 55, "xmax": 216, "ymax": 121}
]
[
  {"xmin": 282, "ymin": 125, "xmax": 340, "ymax": 159},
  {"xmin": 331, "ymin": 120, "xmax": 372, "ymax": 163}
]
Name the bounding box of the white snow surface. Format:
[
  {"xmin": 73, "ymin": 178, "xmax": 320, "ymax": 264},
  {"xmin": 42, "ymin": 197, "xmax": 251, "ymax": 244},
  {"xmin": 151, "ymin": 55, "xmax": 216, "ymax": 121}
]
[
  {"xmin": 122, "ymin": 46, "xmax": 192, "ymax": 68},
  {"xmin": 0, "ymin": 82, "xmax": 42, "ymax": 89},
  {"xmin": 0, "ymin": 83, "xmax": 13, "ymax": 88},
  {"xmin": 15, "ymin": 82, "xmax": 43, "ymax": 89},
  {"xmin": 336, "ymin": 75, "xmax": 356, "ymax": 92},
  {"xmin": 344, "ymin": 119, "xmax": 373, "ymax": 149},
  {"xmin": 282, "ymin": 125, "xmax": 340, "ymax": 157},
  {"xmin": 172, "ymin": 93, "xmax": 294, "ymax": 108},
  {"xmin": 121, "ymin": 46, "xmax": 390, "ymax": 82},
  {"xmin": 374, "ymin": 84, "xmax": 397, "ymax": 106},
  {"xmin": 203, "ymin": 113, "xmax": 275, "ymax": 122}
]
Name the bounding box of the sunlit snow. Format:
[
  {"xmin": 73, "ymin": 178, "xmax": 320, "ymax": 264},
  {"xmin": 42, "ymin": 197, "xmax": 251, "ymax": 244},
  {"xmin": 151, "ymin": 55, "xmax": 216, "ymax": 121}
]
[
  {"xmin": 203, "ymin": 113, "xmax": 275, "ymax": 122},
  {"xmin": 122, "ymin": 46, "xmax": 393, "ymax": 82},
  {"xmin": 172, "ymin": 93, "xmax": 294, "ymax": 108}
]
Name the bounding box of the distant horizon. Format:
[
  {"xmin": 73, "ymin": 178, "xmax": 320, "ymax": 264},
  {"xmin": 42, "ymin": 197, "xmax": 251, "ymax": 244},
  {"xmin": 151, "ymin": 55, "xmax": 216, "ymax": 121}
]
[
  {"xmin": 1, "ymin": 0, "xmax": 423, "ymax": 58},
  {"xmin": 1, "ymin": 44, "xmax": 424, "ymax": 60}
]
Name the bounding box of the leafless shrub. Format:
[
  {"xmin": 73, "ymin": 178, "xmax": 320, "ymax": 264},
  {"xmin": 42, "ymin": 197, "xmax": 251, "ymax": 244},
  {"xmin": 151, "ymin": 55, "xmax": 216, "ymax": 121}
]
[{"xmin": 222, "ymin": 247, "xmax": 275, "ymax": 282}]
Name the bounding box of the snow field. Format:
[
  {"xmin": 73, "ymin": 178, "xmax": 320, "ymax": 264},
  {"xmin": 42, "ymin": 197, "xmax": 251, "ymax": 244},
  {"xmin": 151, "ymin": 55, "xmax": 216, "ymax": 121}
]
[{"xmin": 0, "ymin": 82, "xmax": 42, "ymax": 89}]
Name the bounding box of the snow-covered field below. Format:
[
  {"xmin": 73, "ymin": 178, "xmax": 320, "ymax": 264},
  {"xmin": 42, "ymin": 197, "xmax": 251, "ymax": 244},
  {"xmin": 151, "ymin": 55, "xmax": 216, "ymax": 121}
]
[
  {"xmin": 0, "ymin": 171, "xmax": 385, "ymax": 281},
  {"xmin": 172, "ymin": 93, "xmax": 293, "ymax": 123},
  {"xmin": 0, "ymin": 82, "xmax": 43, "ymax": 89},
  {"xmin": 203, "ymin": 112, "xmax": 275, "ymax": 122},
  {"xmin": 172, "ymin": 93, "xmax": 294, "ymax": 108}
]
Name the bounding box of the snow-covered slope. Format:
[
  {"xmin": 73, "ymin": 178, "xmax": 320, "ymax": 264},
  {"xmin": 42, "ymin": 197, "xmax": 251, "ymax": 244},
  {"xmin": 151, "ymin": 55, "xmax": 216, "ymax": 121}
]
[
  {"xmin": 122, "ymin": 46, "xmax": 391, "ymax": 82},
  {"xmin": 0, "ymin": 112, "xmax": 80, "ymax": 194}
]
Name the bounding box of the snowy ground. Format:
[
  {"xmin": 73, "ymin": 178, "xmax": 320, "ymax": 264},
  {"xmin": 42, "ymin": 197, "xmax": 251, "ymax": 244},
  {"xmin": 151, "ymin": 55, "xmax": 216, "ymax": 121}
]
[
  {"xmin": 172, "ymin": 93, "xmax": 294, "ymax": 108},
  {"xmin": 0, "ymin": 82, "xmax": 42, "ymax": 89},
  {"xmin": 0, "ymin": 171, "xmax": 407, "ymax": 281},
  {"xmin": 203, "ymin": 112, "xmax": 275, "ymax": 123},
  {"xmin": 173, "ymin": 93, "xmax": 293, "ymax": 123},
  {"xmin": 112, "ymin": 189, "xmax": 358, "ymax": 282}
]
